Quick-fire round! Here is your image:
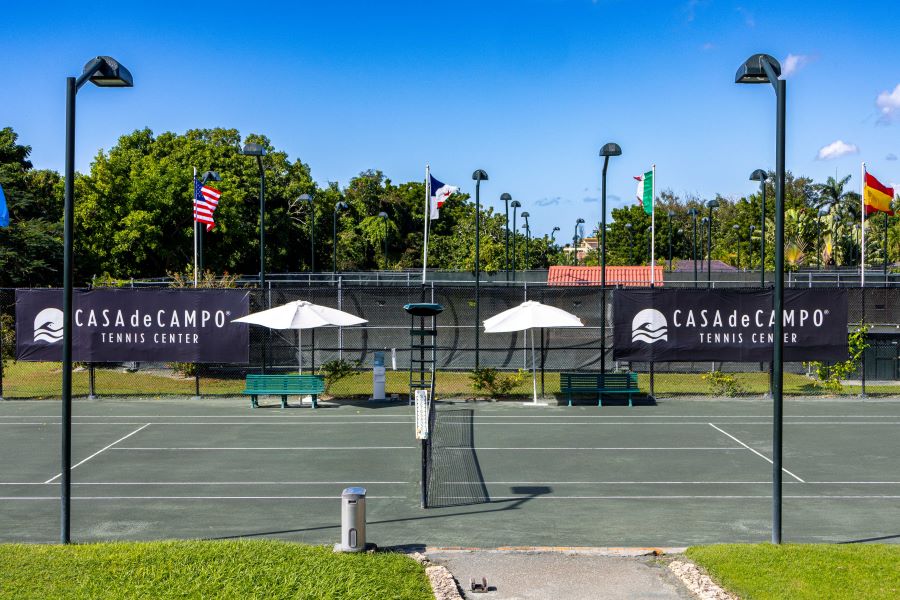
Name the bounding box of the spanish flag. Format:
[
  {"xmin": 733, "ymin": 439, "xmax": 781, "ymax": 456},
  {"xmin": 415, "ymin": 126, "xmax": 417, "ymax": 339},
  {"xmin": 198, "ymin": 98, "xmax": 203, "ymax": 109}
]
[{"xmin": 863, "ymin": 171, "xmax": 895, "ymax": 216}]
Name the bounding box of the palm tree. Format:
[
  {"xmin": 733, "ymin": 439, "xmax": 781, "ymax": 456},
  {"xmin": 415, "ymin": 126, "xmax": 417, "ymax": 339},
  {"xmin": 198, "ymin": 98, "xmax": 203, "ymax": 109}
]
[
  {"xmin": 815, "ymin": 175, "xmax": 853, "ymax": 214},
  {"xmin": 816, "ymin": 175, "xmax": 860, "ymax": 266}
]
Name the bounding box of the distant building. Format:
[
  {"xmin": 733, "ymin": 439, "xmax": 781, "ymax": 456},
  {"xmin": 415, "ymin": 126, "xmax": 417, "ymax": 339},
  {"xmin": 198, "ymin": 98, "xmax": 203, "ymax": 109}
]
[{"xmin": 562, "ymin": 237, "xmax": 598, "ymax": 263}]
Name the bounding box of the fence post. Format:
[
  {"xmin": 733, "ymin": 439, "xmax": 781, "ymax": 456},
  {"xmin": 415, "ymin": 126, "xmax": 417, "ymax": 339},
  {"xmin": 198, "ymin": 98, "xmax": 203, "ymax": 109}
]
[
  {"xmin": 88, "ymin": 364, "xmax": 95, "ymax": 399},
  {"xmin": 338, "ymin": 276, "xmax": 343, "ymax": 361},
  {"xmin": 861, "ymin": 289, "xmax": 866, "ymax": 397},
  {"xmin": 0, "ymin": 306, "xmax": 4, "ymax": 401}
]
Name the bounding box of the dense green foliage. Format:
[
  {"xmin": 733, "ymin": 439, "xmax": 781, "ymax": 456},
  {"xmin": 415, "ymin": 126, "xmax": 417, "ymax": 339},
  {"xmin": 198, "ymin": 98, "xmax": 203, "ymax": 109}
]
[
  {"xmin": 1, "ymin": 124, "xmax": 898, "ymax": 286},
  {"xmin": 0, "ymin": 540, "xmax": 432, "ymax": 600},
  {"xmin": 686, "ymin": 543, "xmax": 900, "ymax": 600}
]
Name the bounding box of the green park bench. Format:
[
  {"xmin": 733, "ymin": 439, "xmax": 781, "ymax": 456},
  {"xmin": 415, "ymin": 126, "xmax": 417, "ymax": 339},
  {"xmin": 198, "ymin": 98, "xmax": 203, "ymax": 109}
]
[
  {"xmin": 242, "ymin": 374, "xmax": 326, "ymax": 409},
  {"xmin": 560, "ymin": 372, "xmax": 639, "ymax": 407}
]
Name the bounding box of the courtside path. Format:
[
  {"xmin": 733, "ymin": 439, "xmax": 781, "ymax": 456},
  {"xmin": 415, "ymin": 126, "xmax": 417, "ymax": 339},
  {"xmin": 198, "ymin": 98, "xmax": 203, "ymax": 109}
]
[{"xmin": 0, "ymin": 397, "xmax": 897, "ymax": 546}]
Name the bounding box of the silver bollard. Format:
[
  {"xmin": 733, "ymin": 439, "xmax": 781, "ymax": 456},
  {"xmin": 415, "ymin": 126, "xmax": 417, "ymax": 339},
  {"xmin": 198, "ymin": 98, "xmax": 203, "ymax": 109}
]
[{"xmin": 335, "ymin": 487, "xmax": 367, "ymax": 552}]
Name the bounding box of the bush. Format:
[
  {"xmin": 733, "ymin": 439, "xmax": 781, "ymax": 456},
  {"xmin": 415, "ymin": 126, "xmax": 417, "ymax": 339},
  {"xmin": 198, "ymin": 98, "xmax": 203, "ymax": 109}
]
[
  {"xmin": 804, "ymin": 324, "xmax": 869, "ymax": 392},
  {"xmin": 701, "ymin": 370, "xmax": 744, "ymax": 397},
  {"xmin": 469, "ymin": 368, "xmax": 528, "ymax": 398},
  {"xmin": 318, "ymin": 359, "xmax": 360, "ymax": 393}
]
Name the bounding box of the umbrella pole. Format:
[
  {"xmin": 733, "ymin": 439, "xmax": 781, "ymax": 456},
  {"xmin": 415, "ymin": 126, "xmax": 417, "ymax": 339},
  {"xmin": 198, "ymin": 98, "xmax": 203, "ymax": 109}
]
[
  {"xmin": 531, "ymin": 328, "xmax": 538, "ymax": 404},
  {"xmin": 297, "ymin": 329, "xmax": 302, "ymax": 375}
]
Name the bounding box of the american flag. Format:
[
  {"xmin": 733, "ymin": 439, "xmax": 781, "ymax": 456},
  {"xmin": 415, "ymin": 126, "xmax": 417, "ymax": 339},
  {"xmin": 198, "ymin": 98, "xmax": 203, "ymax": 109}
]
[{"xmin": 193, "ymin": 178, "xmax": 221, "ymax": 231}]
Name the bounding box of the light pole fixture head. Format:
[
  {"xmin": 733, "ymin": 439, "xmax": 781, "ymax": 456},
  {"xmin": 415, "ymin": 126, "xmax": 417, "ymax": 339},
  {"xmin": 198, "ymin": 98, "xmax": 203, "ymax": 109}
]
[
  {"xmin": 240, "ymin": 143, "xmax": 267, "ymax": 157},
  {"xmin": 472, "ymin": 169, "xmax": 489, "ymax": 181},
  {"xmin": 201, "ymin": 171, "xmax": 221, "ymax": 183},
  {"xmin": 599, "ymin": 142, "xmax": 622, "ymax": 157},
  {"xmin": 297, "ymin": 193, "xmax": 312, "ymax": 203},
  {"xmin": 750, "ymin": 225, "xmax": 756, "ymax": 232},
  {"xmin": 335, "ymin": 201, "xmax": 348, "ymax": 212},
  {"xmin": 378, "ymin": 211, "xmax": 388, "ymax": 219},
  {"xmin": 521, "ymin": 211, "xmax": 530, "ymax": 219},
  {"xmin": 733, "ymin": 224, "xmax": 740, "ymax": 231},
  {"xmin": 576, "ymin": 218, "xmax": 585, "ymax": 224},
  {"xmin": 552, "ymin": 226, "xmax": 560, "ymax": 232},
  {"xmin": 735, "ymin": 53, "xmax": 781, "ymax": 84},
  {"xmin": 677, "ymin": 228, "xmax": 684, "ymax": 234},
  {"xmin": 688, "ymin": 207, "xmax": 698, "ymax": 217},
  {"xmin": 701, "ymin": 217, "xmax": 709, "ymax": 224},
  {"xmin": 85, "ymin": 56, "xmax": 133, "ymax": 87},
  {"xmin": 668, "ymin": 210, "xmax": 676, "ymax": 218},
  {"xmin": 750, "ymin": 169, "xmax": 768, "ymax": 182},
  {"xmin": 707, "ymin": 199, "xmax": 720, "ymax": 209},
  {"xmin": 510, "ymin": 200, "xmax": 521, "ymax": 208},
  {"xmin": 624, "ymin": 223, "xmax": 632, "ymax": 229},
  {"xmin": 500, "ymin": 192, "xmax": 512, "ymax": 202}
]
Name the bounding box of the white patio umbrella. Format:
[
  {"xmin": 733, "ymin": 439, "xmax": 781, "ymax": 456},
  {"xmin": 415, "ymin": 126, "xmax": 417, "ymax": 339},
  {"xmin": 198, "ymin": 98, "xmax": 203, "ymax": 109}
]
[
  {"xmin": 483, "ymin": 300, "xmax": 584, "ymax": 403},
  {"xmin": 232, "ymin": 300, "xmax": 367, "ymax": 374}
]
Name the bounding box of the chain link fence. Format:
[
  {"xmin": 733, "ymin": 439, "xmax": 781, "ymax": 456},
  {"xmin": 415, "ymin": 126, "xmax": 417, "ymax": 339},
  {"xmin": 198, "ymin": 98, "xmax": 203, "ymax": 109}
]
[{"xmin": 2, "ymin": 284, "xmax": 898, "ymax": 400}]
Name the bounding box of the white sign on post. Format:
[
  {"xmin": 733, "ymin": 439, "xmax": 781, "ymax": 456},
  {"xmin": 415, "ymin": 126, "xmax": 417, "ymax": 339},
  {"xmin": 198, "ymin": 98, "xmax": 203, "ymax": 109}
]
[{"xmin": 414, "ymin": 389, "xmax": 430, "ymax": 440}]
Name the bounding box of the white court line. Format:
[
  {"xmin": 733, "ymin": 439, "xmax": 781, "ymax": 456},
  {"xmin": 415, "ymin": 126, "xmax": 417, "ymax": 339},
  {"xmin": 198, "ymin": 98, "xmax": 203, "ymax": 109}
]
[
  {"xmin": 438, "ymin": 495, "xmax": 900, "ymax": 500},
  {"xmin": 3, "ymin": 421, "xmax": 899, "ymax": 426},
  {"xmin": 444, "ymin": 481, "xmax": 772, "ymax": 485},
  {"xmin": 43, "ymin": 424, "xmax": 150, "ymax": 484},
  {"xmin": 0, "ymin": 481, "xmax": 411, "ymax": 486},
  {"xmin": 441, "ymin": 447, "xmax": 743, "ymax": 451},
  {"xmin": 3, "ymin": 414, "xmax": 897, "ymax": 419},
  {"xmin": 113, "ymin": 446, "xmax": 415, "ymax": 451},
  {"xmin": 708, "ymin": 423, "xmax": 805, "ymax": 483},
  {"xmin": 0, "ymin": 495, "xmax": 407, "ymax": 500}
]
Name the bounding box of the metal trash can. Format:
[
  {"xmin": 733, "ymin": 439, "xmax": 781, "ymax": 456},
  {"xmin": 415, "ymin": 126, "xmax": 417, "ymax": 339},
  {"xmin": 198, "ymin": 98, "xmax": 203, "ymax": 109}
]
[{"xmin": 337, "ymin": 487, "xmax": 367, "ymax": 552}]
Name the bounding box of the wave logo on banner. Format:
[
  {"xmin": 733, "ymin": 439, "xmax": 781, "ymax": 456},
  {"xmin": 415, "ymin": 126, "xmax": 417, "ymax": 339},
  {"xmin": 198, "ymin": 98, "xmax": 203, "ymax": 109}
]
[
  {"xmin": 631, "ymin": 308, "xmax": 668, "ymax": 344},
  {"xmin": 33, "ymin": 307, "xmax": 64, "ymax": 344}
]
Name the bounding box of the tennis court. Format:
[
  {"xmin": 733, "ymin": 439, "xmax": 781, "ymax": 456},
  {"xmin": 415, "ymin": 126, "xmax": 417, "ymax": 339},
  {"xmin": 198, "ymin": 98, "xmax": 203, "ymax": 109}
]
[{"xmin": 1, "ymin": 397, "xmax": 898, "ymax": 547}]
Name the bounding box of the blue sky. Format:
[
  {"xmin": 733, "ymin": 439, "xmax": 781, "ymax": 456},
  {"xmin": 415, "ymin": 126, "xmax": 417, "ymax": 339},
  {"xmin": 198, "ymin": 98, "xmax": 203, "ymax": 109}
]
[{"xmin": 4, "ymin": 0, "xmax": 900, "ymax": 236}]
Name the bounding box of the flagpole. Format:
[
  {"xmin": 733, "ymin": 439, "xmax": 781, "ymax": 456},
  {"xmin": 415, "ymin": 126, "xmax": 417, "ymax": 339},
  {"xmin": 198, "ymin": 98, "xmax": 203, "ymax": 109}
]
[
  {"xmin": 650, "ymin": 164, "xmax": 656, "ymax": 285},
  {"xmin": 861, "ymin": 162, "xmax": 866, "ymax": 287},
  {"xmin": 422, "ymin": 164, "xmax": 431, "ymax": 284},
  {"xmin": 193, "ymin": 167, "xmax": 198, "ymax": 288}
]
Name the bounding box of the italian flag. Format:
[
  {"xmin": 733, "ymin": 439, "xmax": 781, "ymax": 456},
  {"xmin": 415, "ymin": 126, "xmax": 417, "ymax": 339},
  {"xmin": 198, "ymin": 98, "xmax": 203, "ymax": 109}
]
[{"xmin": 634, "ymin": 170, "xmax": 653, "ymax": 215}]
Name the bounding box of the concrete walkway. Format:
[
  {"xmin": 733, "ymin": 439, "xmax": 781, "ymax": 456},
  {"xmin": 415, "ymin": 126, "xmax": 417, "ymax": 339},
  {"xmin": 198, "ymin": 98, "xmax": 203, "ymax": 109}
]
[{"xmin": 427, "ymin": 549, "xmax": 694, "ymax": 600}]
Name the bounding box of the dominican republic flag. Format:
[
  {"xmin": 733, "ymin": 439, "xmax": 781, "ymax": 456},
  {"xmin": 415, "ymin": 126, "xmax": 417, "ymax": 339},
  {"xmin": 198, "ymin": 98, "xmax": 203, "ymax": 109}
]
[
  {"xmin": 193, "ymin": 178, "xmax": 222, "ymax": 231},
  {"xmin": 0, "ymin": 183, "xmax": 8, "ymax": 227},
  {"xmin": 429, "ymin": 174, "xmax": 458, "ymax": 220}
]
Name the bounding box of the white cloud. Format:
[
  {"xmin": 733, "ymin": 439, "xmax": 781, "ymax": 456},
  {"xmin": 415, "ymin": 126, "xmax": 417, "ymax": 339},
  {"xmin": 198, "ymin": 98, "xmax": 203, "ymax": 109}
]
[
  {"xmin": 736, "ymin": 6, "xmax": 755, "ymax": 27},
  {"xmin": 816, "ymin": 140, "xmax": 859, "ymax": 160},
  {"xmin": 701, "ymin": 42, "xmax": 715, "ymax": 51},
  {"xmin": 876, "ymin": 84, "xmax": 900, "ymax": 123},
  {"xmin": 780, "ymin": 54, "xmax": 809, "ymax": 79},
  {"xmin": 887, "ymin": 153, "xmax": 898, "ymax": 161}
]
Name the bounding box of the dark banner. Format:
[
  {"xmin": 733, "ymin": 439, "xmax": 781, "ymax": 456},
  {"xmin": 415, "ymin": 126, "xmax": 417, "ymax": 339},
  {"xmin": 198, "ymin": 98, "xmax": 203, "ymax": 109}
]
[
  {"xmin": 613, "ymin": 288, "xmax": 848, "ymax": 362},
  {"xmin": 16, "ymin": 289, "xmax": 250, "ymax": 363}
]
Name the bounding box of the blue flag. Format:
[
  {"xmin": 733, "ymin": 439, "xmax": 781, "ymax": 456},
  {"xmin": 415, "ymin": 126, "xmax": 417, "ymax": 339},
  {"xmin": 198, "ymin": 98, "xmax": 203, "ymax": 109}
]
[{"xmin": 0, "ymin": 183, "xmax": 9, "ymax": 227}]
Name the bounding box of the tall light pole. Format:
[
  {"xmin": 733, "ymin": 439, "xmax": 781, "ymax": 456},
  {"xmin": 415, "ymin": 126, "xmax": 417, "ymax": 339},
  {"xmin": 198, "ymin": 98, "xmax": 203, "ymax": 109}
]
[
  {"xmin": 667, "ymin": 210, "xmax": 676, "ymax": 271},
  {"xmin": 240, "ymin": 143, "xmax": 268, "ymax": 287},
  {"xmin": 472, "ymin": 170, "xmax": 488, "ymax": 370},
  {"xmin": 749, "ymin": 225, "xmax": 756, "ymax": 273},
  {"xmin": 737, "ymin": 52, "xmax": 786, "ymax": 544},
  {"xmin": 751, "ymin": 169, "xmax": 768, "ymax": 287},
  {"xmin": 733, "ymin": 224, "xmax": 741, "ymax": 270},
  {"xmin": 196, "ymin": 170, "xmax": 221, "ymax": 276},
  {"xmin": 688, "ymin": 208, "xmax": 699, "ymax": 287},
  {"xmin": 511, "ymin": 200, "xmax": 521, "ymax": 277},
  {"xmin": 599, "ymin": 143, "xmax": 622, "ymax": 377},
  {"xmin": 550, "ymin": 226, "xmax": 560, "ymax": 244},
  {"xmin": 378, "ymin": 211, "xmax": 389, "ymax": 268},
  {"xmin": 333, "ymin": 201, "xmax": 348, "ymax": 274},
  {"xmin": 574, "ymin": 218, "xmax": 585, "ymax": 265},
  {"xmin": 501, "ymin": 192, "xmax": 512, "ymax": 281},
  {"xmin": 521, "ymin": 212, "xmax": 530, "ymax": 268},
  {"xmin": 61, "ymin": 55, "xmax": 133, "ymax": 545}
]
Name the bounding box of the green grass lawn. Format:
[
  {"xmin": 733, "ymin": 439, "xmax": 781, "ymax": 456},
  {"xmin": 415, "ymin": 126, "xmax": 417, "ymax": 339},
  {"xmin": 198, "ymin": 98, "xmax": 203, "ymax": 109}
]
[
  {"xmin": 0, "ymin": 541, "xmax": 432, "ymax": 600},
  {"xmin": 686, "ymin": 544, "xmax": 900, "ymax": 600},
  {"xmin": 3, "ymin": 361, "xmax": 896, "ymax": 399}
]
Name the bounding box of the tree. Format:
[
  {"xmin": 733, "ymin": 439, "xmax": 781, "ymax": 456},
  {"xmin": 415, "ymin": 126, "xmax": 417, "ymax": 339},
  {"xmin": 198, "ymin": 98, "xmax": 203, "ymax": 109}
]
[{"xmin": 0, "ymin": 127, "xmax": 64, "ymax": 287}]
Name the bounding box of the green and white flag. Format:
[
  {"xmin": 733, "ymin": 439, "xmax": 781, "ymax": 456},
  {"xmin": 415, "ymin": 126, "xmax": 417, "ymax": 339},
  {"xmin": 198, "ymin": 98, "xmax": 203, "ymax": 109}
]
[{"xmin": 634, "ymin": 170, "xmax": 653, "ymax": 215}]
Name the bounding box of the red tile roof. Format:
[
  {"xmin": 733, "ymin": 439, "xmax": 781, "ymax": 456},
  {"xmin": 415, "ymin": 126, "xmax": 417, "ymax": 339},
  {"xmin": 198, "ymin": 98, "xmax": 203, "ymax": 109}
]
[{"xmin": 547, "ymin": 266, "xmax": 665, "ymax": 286}]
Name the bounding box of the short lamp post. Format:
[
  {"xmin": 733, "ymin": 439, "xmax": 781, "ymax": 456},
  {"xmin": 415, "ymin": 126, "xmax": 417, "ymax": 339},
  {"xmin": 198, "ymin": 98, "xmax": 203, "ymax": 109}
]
[
  {"xmin": 297, "ymin": 194, "xmax": 315, "ymax": 272},
  {"xmin": 736, "ymin": 52, "xmax": 786, "ymax": 545},
  {"xmin": 61, "ymin": 55, "xmax": 133, "ymax": 545},
  {"xmin": 501, "ymin": 192, "xmax": 512, "ymax": 280},
  {"xmin": 749, "ymin": 225, "xmax": 756, "ymax": 271},
  {"xmin": 750, "ymin": 169, "xmax": 768, "ymax": 287},
  {"xmin": 240, "ymin": 143, "xmax": 268, "ymax": 287},
  {"xmin": 574, "ymin": 218, "xmax": 585, "ymax": 265},
  {"xmin": 333, "ymin": 201, "xmax": 349, "ymax": 274},
  {"xmin": 733, "ymin": 224, "xmax": 741, "ymax": 270},
  {"xmin": 521, "ymin": 212, "xmax": 530, "ymax": 268},
  {"xmin": 624, "ymin": 222, "xmax": 633, "ymax": 265},
  {"xmin": 511, "ymin": 200, "xmax": 521, "ymax": 277}
]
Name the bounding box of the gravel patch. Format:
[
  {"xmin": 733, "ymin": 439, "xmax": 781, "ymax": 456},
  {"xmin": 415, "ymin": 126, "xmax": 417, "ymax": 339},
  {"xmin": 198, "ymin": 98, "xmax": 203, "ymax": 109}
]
[{"xmin": 667, "ymin": 559, "xmax": 737, "ymax": 600}]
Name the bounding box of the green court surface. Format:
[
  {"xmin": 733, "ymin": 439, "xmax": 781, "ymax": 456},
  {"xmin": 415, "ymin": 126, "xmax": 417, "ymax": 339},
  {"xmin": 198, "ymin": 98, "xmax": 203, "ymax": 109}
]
[{"xmin": 0, "ymin": 397, "xmax": 898, "ymax": 547}]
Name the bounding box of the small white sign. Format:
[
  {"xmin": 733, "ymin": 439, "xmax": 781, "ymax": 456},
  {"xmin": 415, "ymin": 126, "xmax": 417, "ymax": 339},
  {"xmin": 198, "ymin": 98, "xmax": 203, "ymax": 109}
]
[
  {"xmin": 414, "ymin": 389, "xmax": 430, "ymax": 440},
  {"xmin": 391, "ymin": 347, "xmax": 397, "ymax": 370}
]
